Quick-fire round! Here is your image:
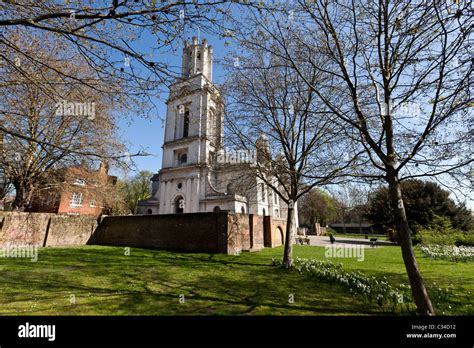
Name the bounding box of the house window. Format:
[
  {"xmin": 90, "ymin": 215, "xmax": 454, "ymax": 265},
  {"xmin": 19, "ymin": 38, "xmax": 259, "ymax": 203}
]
[
  {"xmin": 89, "ymin": 199, "xmax": 96, "ymax": 208},
  {"xmin": 73, "ymin": 178, "xmax": 86, "ymax": 186},
  {"xmin": 70, "ymin": 192, "xmax": 83, "ymax": 207}
]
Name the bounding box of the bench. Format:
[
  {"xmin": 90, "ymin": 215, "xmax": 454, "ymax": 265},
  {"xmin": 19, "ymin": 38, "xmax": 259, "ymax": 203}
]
[{"xmin": 295, "ymin": 237, "xmax": 310, "ymax": 245}]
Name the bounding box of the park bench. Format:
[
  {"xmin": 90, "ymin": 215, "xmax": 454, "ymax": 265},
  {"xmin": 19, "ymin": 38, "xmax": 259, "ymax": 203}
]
[{"xmin": 295, "ymin": 237, "xmax": 310, "ymax": 245}]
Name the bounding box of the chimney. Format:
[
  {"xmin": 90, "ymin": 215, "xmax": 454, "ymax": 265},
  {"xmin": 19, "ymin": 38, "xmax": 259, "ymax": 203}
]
[{"xmin": 99, "ymin": 161, "xmax": 109, "ymax": 175}]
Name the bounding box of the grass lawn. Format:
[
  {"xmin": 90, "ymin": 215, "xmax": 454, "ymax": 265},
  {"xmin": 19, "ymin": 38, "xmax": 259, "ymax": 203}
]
[
  {"xmin": 0, "ymin": 246, "xmax": 383, "ymax": 316},
  {"xmin": 285, "ymin": 245, "xmax": 473, "ymax": 315},
  {"xmin": 0, "ymin": 245, "xmax": 471, "ymax": 315}
]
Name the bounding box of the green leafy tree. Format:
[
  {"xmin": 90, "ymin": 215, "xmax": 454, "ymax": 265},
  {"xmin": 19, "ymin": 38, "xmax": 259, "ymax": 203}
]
[
  {"xmin": 299, "ymin": 189, "xmax": 338, "ymax": 228},
  {"xmin": 366, "ymin": 180, "xmax": 473, "ymax": 232},
  {"xmin": 115, "ymin": 171, "xmax": 152, "ymax": 215}
]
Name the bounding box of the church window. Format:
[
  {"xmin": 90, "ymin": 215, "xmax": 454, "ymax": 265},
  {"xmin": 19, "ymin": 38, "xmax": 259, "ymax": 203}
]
[
  {"xmin": 213, "ymin": 206, "xmax": 221, "ymax": 213},
  {"xmin": 175, "ymin": 196, "xmax": 184, "ymax": 214},
  {"xmin": 241, "ymin": 206, "xmax": 245, "ymax": 214},
  {"xmin": 208, "ymin": 109, "xmax": 214, "ymax": 133},
  {"xmin": 260, "ymin": 183, "xmax": 266, "ymax": 202},
  {"xmin": 177, "ymin": 182, "xmax": 183, "ymax": 190},
  {"xmin": 197, "ymin": 52, "xmax": 201, "ymax": 59},
  {"xmin": 183, "ymin": 110, "xmax": 189, "ymax": 138},
  {"xmin": 180, "ymin": 153, "xmax": 187, "ymax": 165}
]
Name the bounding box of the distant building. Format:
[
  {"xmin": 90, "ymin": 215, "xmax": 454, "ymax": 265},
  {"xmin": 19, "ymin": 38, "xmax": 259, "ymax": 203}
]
[
  {"xmin": 26, "ymin": 163, "xmax": 116, "ymax": 217},
  {"xmin": 328, "ymin": 223, "xmax": 374, "ymax": 234}
]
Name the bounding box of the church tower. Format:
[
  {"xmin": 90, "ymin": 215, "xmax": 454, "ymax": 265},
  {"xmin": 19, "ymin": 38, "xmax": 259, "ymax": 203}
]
[
  {"xmin": 137, "ymin": 37, "xmax": 290, "ymax": 224},
  {"xmin": 155, "ymin": 37, "xmax": 224, "ymax": 214}
]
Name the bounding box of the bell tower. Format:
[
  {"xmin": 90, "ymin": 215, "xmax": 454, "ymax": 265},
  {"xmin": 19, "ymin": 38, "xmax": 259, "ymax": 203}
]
[
  {"xmin": 181, "ymin": 37, "xmax": 213, "ymax": 81},
  {"xmin": 156, "ymin": 37, "xmax": 224, "ymax": 214}
]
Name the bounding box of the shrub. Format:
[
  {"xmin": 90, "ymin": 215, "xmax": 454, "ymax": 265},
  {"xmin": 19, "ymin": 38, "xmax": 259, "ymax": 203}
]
[{"xmin": 415, "ymin": 215, "xmax": 473, "ymax": 246}]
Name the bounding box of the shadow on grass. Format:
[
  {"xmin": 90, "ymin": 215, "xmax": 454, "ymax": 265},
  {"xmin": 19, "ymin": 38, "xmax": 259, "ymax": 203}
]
[{"xmin": 0, "ymin": 246, "xmax": 385, "ymax": 315}]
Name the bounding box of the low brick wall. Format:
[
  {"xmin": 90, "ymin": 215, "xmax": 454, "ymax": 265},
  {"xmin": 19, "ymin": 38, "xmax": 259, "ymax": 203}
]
[
  {"xmin": 249, "ymin": 214, "xmax": 265, "ymax": 250},
  {"xmin": 0, "ymin": 211, "xmax": 287, "ymax": 254},
  {"xmin": 88, "ymin": 212, "xmax": 229, "ymax": 253},
  {"xmin": 0, "ymin": 212, "xmax": 50, "ymax": 246},
  {"xmin": 46, "ymin": 215, "xmax": 98, "ymax": 246},
  {"xmin": 0, "ymin": 212, "xmax": 98, "ymax": 247}
]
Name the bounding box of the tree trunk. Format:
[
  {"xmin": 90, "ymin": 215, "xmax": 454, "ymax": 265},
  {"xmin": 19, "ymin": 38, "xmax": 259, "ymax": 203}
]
[
  {"xmin": 283, "ymin": 204, "xmax": 296, "ymax": 268},
  {"xmin": 12, "ymin": 181, "xmax": 33, "ymax": 211},
  {"xmin": 387, "ymin": 172, "xmax": 435, "ymax": 315}
]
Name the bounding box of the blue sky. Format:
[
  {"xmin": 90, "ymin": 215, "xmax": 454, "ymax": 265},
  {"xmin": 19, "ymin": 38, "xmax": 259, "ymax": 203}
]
[{"xmin": 112, "ymin": 25, "xmax": 473, "ymax": 210}]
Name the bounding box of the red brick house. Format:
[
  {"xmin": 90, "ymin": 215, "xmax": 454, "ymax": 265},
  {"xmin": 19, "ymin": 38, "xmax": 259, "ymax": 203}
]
[{"xmin": 26, "ymin": 163, "xmax": 116, "ymax": 217}]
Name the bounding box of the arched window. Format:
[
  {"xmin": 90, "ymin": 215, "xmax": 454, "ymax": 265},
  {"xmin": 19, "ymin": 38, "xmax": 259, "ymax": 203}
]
[
  {"xmin": 213, "ymin": 206, "xmax": 221, "ymax": 213},
  {"xmin": 180, "ymin": 153, "xmax": 187, "ymax": 165},
  {"xmin": 147, "ymin": 209, "xmax": 153, "ymax": 215},
  {"xmin": 183, "ymin": 110, "xmax": 189, "ymax": 138},
  {"xmin": 241, "ymin": 206, "xmax": 245, "ymax": 214},
  {"xmin": 175, "ymin": 196, "xmax": 184, "ymax": 214}
]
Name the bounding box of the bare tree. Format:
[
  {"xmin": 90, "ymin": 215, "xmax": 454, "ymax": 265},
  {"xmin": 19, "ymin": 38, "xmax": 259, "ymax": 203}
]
[
  {"xmin": 0, "ymin": 32, "xmax": 125, "ymax": 210},
  {"xmin": 0, "ymin": 1, "xmax": 273, "ymax": 195},
  {"xmin": 224, "ymin": 36, "xmax": 358, "ymax": 267},
  {"xmin": 232, "ymin": 0, "xmax": 472, "ymax": 314}
]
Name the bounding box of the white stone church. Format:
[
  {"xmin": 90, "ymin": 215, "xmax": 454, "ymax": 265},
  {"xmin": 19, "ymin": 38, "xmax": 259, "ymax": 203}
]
[{"xmin": 137, "ymin": 37, "xmax": 295, "ymax": 223}]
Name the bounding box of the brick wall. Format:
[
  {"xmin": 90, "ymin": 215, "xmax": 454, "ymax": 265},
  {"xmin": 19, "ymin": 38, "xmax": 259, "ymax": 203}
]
[
  {"xmin": 88, "ymin": 212, "xmax": 229, "ymax": 253},
  {"xmin": 249, "ymin": 214, "xmax": 265, "ymax": 250},
  {"xmin": 0, "ymin": 212, "xmax": 50, "ymax": 246},
  {"xmin": 46, "ymin": 215, "xmax": 98, "ymax": 246},
  {"xmin": 0, "ymin": 212, "xmax": 97, "ymax": 247},
  {"xmin": 0, "ymin": 211, "xmax": 287, "ymax": 254}
]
